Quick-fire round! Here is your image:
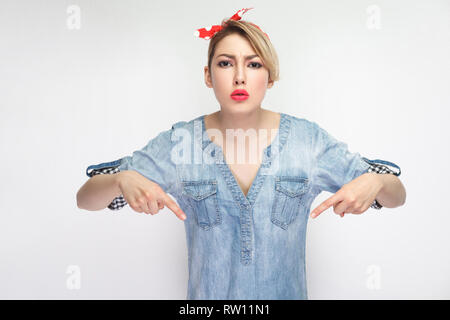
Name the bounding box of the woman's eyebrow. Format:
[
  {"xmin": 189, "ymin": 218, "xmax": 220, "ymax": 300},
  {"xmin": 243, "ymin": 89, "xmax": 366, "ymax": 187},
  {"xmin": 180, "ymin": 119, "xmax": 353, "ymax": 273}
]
[{"xmin": 216, "ymin": 54, "xmax": 259, "ymax": 60}]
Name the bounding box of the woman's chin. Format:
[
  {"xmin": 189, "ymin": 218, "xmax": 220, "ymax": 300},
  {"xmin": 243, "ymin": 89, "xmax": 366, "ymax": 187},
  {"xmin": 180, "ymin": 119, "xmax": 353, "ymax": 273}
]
[{"xmin": 220, "ymin": 103, "xmax": 261, "ymax": 114}]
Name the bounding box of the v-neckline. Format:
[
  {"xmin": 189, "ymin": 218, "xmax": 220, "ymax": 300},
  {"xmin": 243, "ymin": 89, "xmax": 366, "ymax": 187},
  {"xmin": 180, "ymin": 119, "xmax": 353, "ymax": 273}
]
[{"xmin": 199, "ymin": 112, "xmax": 290, "ymax": 209}]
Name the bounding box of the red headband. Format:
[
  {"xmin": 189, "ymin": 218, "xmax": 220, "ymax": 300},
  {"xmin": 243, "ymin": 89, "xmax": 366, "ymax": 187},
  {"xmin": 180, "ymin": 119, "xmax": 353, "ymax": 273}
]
[{"xmin": 194, "ymin": 7, "xmax": 270, "ymax": 40}]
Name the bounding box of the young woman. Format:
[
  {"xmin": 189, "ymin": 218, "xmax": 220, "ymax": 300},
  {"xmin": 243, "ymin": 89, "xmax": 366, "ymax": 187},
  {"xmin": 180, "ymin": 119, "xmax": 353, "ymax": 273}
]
[{"xmin": 77, "ymin": 8, "xmax": 406, "ymax": 300}]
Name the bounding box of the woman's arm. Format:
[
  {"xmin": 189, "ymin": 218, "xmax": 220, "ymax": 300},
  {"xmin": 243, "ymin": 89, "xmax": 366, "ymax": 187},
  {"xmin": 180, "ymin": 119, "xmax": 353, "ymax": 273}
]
[
  {"xmin": 372, "ymin": 173, "xmax": 406, "ymax": 208},
  {"xmin": 76, "ymin": 173, "xmax": 122, "ymax": 211},
  {"xmin": 310, "ymin": 172, "xmax": 406, "ymax": 219}
]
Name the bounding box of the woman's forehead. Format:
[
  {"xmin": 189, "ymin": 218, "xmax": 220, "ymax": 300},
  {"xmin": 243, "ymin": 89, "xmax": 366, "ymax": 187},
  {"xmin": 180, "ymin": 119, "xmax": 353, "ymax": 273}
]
[
  {"xmin": 214, "ymin": 46, "xmax": 258, "ymax": 60},
  {"xmin": 216, "ymin": 34, "xmax": 253, "ymax": 50}
]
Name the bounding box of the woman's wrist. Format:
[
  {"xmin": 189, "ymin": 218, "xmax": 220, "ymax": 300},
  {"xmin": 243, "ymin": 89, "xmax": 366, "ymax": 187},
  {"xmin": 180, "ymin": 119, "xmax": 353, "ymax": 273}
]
[{"xmin": 115, "ymin": 171, "xmax": 126, "ymax": 195}]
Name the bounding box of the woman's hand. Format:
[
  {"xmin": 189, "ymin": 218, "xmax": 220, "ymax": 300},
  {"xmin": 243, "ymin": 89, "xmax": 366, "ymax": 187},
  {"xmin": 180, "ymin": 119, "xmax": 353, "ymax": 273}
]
[
  {"xmin": 117, "ymin": 170, "xmax": 186, "ymax": 220},
  {"xmin": 310, "ymin": 173, "xmax": 383, "ymax": 219}
]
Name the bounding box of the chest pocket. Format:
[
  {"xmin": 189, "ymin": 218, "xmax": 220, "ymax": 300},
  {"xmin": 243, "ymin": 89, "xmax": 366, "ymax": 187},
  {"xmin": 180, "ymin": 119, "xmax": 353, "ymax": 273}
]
[
  {"xmin": 182, "ymin": 180, "xmax": 221, "ymax": 231},
  {"xmin": 271, "ymin": 176, "xmax": 309, "ymax": 230}
]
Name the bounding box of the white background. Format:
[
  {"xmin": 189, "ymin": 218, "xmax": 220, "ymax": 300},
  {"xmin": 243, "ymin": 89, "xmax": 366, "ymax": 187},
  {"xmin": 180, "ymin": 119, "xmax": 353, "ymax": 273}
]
[{"xmin": 1, "ymin": 0, "xmax": 449, "ymax": 299}]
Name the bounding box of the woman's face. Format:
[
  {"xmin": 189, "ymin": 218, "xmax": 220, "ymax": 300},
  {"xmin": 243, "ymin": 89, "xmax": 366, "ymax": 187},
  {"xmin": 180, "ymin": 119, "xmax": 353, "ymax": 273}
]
[{"xmin": 204, "ymin": 33, "xmax": 274, "ymax": 115}]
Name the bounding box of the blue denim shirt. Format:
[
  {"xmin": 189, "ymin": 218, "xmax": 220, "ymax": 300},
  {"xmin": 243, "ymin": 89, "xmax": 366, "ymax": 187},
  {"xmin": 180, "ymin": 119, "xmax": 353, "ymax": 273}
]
[{"xmin": 85, "ymin": 112, "xmax": 401, "ymax": 299}]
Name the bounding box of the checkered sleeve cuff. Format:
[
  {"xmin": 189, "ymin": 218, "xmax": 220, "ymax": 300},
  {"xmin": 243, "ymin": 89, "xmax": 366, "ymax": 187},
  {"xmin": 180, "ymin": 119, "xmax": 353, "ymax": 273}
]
[
  {"xmin": 364, "ymin": 160, "xmax": 400, "ymax": 210},
  {"xmin": 87, "ymin": 165, "xmax": 127, "ymax": 211}
]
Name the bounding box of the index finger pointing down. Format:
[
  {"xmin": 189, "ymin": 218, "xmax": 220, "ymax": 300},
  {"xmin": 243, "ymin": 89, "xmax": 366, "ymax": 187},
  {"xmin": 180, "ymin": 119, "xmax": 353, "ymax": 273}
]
[
  {"xmin": 310, "ymin": 194, "xmax": 341, "ymax": 219},
  {"xmin": 162, "ymin": 194, "xmax": 186, "ymax": 220}
]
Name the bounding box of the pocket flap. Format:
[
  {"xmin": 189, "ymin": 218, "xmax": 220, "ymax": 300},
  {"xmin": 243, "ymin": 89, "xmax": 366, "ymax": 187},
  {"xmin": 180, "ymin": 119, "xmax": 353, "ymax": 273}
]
[
  {"xmin": 275, "ymin": 176, "xmax": 309, "ymax": 197},
  {"xmin": 182, "ymin": 180, "xmax": 218, "ymax": 201}
]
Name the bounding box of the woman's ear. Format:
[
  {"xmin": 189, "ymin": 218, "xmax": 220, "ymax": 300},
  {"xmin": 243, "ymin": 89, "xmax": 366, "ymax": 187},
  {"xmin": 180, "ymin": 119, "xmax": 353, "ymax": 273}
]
[{"xmin": 204, "ymin": 66, "xmax": 213, "ymax": 88}]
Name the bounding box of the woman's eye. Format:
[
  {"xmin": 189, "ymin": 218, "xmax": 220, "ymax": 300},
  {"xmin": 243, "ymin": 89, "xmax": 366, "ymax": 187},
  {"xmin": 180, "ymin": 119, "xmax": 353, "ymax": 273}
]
[
  {"xmin": 218, "ymin": 61, "xmax": 231, "ymax": 67},
  {"xmin": 218, "ymin": 61, "xmax": 262, "ymax": 68},
  {"xmin": 249, "ymin": 62, "xmax": 262, "ymax": 68}
]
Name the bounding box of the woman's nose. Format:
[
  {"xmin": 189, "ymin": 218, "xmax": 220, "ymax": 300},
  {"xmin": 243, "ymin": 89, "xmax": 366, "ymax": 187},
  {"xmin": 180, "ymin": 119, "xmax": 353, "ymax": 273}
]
[
  {"xmin": 233, "ymin": 61, "xmax": 248, "ymax": 85},
  {"xmin": 234, "ymin": 70, "xmax": 245, "ymax": 84}
]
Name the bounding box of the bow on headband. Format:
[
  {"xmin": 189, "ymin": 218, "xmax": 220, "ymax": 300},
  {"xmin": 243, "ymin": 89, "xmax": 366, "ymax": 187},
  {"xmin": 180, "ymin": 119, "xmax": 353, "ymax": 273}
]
[{"xmin": 194, "ymin": 7, "xmax": 270, "ymax": 40}]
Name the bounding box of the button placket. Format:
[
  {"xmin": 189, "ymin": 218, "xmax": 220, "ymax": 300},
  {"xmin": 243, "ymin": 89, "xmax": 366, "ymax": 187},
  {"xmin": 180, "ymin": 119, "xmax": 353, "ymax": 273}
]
[
  {"xmin": 201, "ymin": 113, "xmax": 291, "ymax": 266},
  {"xmin": 239, "ymin": 203, "xmax": 253, "ymax": 265}
]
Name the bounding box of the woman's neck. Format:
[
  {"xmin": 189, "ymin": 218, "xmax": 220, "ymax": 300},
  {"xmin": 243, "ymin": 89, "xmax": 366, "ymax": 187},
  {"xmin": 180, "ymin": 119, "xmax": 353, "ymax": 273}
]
[
  {"xmin": 214, "ymin": 108, "xmax": 266, "ymax": 132},
  {"xmin": 205, "ymin": 108, "xmax": 280, "ymax": 149}
]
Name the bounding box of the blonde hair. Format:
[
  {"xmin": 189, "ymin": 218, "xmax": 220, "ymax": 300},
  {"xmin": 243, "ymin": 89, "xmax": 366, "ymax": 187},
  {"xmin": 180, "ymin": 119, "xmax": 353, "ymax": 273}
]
[{"xmin": 207, "ymin": 19, "xmax": 280, "ymax": 83}]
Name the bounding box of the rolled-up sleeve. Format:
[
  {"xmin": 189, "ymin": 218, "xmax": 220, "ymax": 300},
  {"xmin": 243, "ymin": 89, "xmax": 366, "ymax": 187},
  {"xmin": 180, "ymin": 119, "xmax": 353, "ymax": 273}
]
[
  {"xmin": 85, "ymin": 162, "xmax": 127, "ymax": 211},
  {"xmin": 85, "ymin": 126, "xmax": 179, "ymax": 211},
  {"xmin": 362, "ymin": 157, "xmax": 401, "ymax": 209},
  {"xmin": 310, "ymin": 123, "xmax": 401, "ymax": 211},
  {"xmin": 310, "ymin": 123, "xmax": 370, "ymax": 194},
  {"xmin": 117, "ymin": 128, "xmax": 178, "ymax": 195}
]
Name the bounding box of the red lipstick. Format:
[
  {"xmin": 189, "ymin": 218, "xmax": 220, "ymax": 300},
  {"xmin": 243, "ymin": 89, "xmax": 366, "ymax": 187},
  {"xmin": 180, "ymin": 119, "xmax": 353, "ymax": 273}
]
[{"xmin": 230, "ymin": 89, "xmax": 249, "ymax": 101}]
